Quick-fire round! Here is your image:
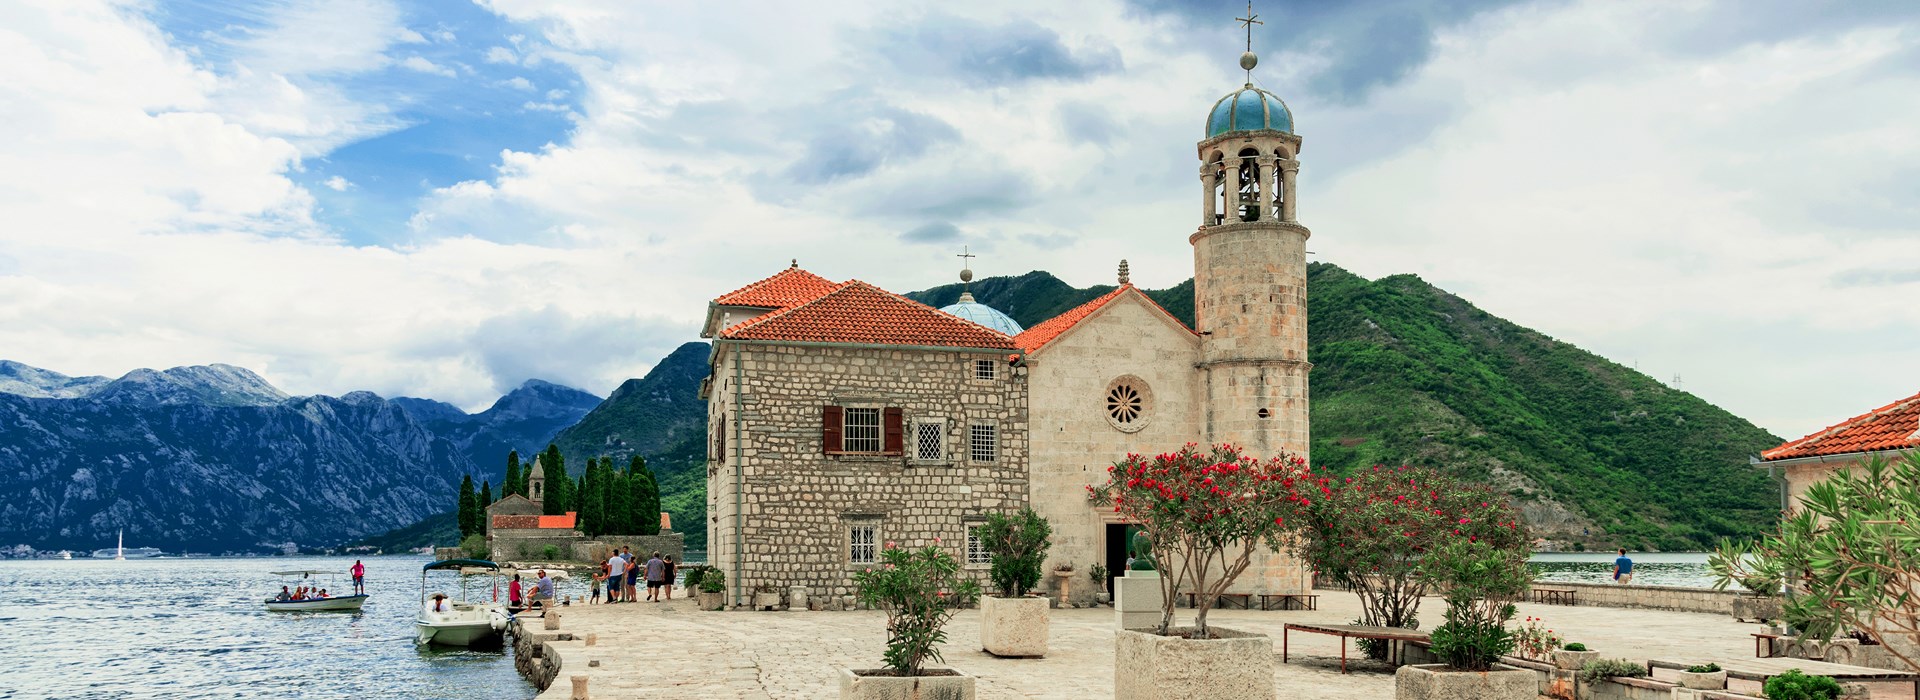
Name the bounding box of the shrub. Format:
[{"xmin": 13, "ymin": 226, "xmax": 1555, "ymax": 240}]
[
  {"xmin": 978, "ymin": 508, "xmax": 1052, "ymax": 597},
  {"xmin": 1762, "ymin": 669, "xmax": 1843, "ymax": 700},
  {"xmin": 1513, "ymin": 616, "xmax": 1564, "ymax": 661},
  {"xmin": 1297, "ymin": 464, "xmax": 1529, "ymax": 659},
  {"xmin": 698, "ymin": 568, "xmax": 725, "ymax": 593},
  {"xmin": 853, "ymin": 542, "xmax": 981, "ymax": 676},
  {"xmin": 459, "ymin": 534, "xmax": 489, "ymax": 560},
  {"xmin": 1578, "ymin": 659, "xmax": 1650, "ymax": 684},
  {"xmin": 541, "ymin": 544, "xmax": 562, "ymax": 561},
  {"xmin": 1422, "ymin": 538, "xmax": 1531, "ymax": 671},
  {"xmin": 1563, "ymin": 642, "xmax": 1587, "ymax": 652},
  {"xmin": 682, "ymin": 565, "xmax": 708, "ymax": 590},
  {"xmin": 1711, "ymin": 452, "xmax": 1920, "ymax": 672},
  {"xmin": 1087, "ymin": 444, "xmax": 1313, "ymax": 638},
  {"xmin": 1684, "ymin": 663, "xmax": 1721, "ymax": 673},
  {"xmin": 1089, "ymin": 563, "xmax": 1108, "ymax": 584}
]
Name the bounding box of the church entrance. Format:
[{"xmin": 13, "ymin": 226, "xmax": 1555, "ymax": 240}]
[{"xmin": 1104, "ymin": 523, "xmax": 1135, "ymax": 594}]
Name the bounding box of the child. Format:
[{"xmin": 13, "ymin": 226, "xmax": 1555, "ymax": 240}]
[{"xmin": 590, "ymin": 569, "xmax": 603, "ymax": 604}]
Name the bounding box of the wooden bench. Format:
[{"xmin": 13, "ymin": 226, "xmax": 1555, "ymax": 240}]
[
  {"xmin": 1259, "ymin": 593, "xmax": 1319, "ymax": 611},
  {"xmin": 1532, "ymin": 586, "xmax": 1576, "ymax": 606},
  {"xmin": 1750, "ymin": 632, "xmax": 1781, "ymax": 658},
  {"xmin": 1180, "ymin": 592, "xmax": 1253, "ymax": 609},
  {"xmin": 1283, "ymin": 623, "xmax": 1430, "ymax": 673}
]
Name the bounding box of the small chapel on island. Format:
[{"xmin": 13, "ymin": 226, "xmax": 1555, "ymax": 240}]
[{"xmin": 700, "ymin": 42, "xmax": 1313, "ymax": 608}]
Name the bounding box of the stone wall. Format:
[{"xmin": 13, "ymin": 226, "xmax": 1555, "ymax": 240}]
[
  {"xmin": 489, "ymin": 527, "xmax": 584, "ymax": 562},
  {"xmin": 1535, "ymin": 581, "xmax": 1743, "ymax": 615},
  {"xmin": 707, "ymin": 341, "xmax": 1029, "ymax": 607},
  {"xmin": 571, "ymin": 533, "xmax": 686, "ymax": 564}
]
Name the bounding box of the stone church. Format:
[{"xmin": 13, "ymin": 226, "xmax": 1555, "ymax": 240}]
[{"xmin": 701, "ymin": 52, "xmax": 1312, "ymax": 608}]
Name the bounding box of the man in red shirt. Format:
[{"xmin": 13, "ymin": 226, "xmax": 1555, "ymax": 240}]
[{"xmin": 351, "ymin": 560, "xmax": 366, "ymax": 595}]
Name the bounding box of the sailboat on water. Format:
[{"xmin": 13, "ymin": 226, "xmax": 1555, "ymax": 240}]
[
  {"xmin": 114, "ymin": 530, "xmax": 125, "ymax": 561},
  {"xmin": 90, "ymin": 530, "xmax": 161, "ymax": 559}
]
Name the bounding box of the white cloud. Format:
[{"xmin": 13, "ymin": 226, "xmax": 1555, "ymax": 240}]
[
  {"xmin": 323, "ymin": 175, "xmax": 352, "ymax": 191},
  {"xmin": 400, "ymin": 55, "xmax": 456, "ymax": 78},
  {"xmin": 500, "ymin": 76, "xmax": 534, "ymax": 91},
  {"xmin": 484, "ymin": 45, "xmax": 517, "ymax": 64}
]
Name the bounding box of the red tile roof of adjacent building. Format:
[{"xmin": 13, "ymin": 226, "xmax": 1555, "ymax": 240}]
[
  {"xmin": 537, "ymin": 513, "xmax": 577, "ymax": 530},
  {"xmin": 1761, "ymin": 390, "xmax": 1920, "ymax": 461},
  {"xmin": 712, "ymin": 265, "xmax": 839, "ymax": 310},
  {"xmin": 1013, "ymin": 285, "xmax": 1196, "ymax": 354},
  {"xmin": 722, "ymin": 280, "xmax": 1018, "ymax": 349}
]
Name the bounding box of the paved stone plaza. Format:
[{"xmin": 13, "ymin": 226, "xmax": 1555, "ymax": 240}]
[{"xmin": 527, "ymin": 588, "xmax": 1916, "ymax": 699}]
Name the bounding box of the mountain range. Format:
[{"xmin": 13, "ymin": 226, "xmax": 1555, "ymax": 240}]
[{"xmin": 0, "ymin": 362, "xmax": 598, "ymax": 553}]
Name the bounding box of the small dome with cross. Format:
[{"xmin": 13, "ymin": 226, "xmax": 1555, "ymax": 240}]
[{"xmin": 1206, "ymin": 85, "xmax": 1292, "ymax": 137}]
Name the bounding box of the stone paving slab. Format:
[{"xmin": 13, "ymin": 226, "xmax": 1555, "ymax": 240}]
[{"xmin": 531, "ymin": 589, "xmax": 1913, "ymax": 699}]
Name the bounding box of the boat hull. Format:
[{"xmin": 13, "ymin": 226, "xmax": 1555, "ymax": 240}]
[
  {"xmin": 265, "ymin": 595, "xmax": 368, "ymax": 612},
  {"xmin": 415, "ymin": 620, "xmax": 505, "ymax": 646}
]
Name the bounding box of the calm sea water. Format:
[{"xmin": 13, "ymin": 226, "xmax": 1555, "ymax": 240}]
[
  {"xmin": 1530, "ymin": 551, "xmax": 1717, "ymax": 588},
  {"xmin": 0, "ymin": 555, "xmax": 562, "ymax": 700}
]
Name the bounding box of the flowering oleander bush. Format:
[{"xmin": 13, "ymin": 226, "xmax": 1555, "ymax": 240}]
[
  {"xmin": 1514, "ymin": 616, "xmax": 1564, "ymax": 661},
  {"xmin": 1422, "ymin": 538, "xmax": 1531, "ymax": 671},
  {"xmin": 1296, "ymin": 464, "xmax": 1529, "ymax": 660},
  {"xmin": 1086, "ymin": 443, "xmax": 1314, "ymax": 639},
  {"xmin": 854, "ymin": 541, "xmax": 982, "ymax": 675}
]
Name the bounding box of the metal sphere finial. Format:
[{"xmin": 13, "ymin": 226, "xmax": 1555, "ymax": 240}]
[
  {"xmin": 1240, "ymin": 51, "xmax": 1258, "ymax": 71},
  {"xmin": 960, "ymin": 268, "xmax": 974, "ymax": 283}
]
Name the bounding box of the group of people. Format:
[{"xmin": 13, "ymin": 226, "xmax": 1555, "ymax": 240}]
[
  {"xmin": 274, "ymin": 585, "xmax": 332, "ymax": 601},
  {"xmin": 505, "ymin": 569, "xmax": 557, "ymax": 612},
  {"xmin": 592, "ymin": 547, "xmax": 675, "ymax": 604}
]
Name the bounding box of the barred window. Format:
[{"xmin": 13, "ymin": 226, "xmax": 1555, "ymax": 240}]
[
  {"xmin": 965, "ymin": 525, "xmax": 990, "ymax": 566},
  {"xmin": 849, "ymin": 524, "xmax": 877, "ymax": 564},
  {"xmin": 969, "ymin": 424, "xmax": 997, "ymax": 463},
  {"xmin": 843, "ymin": 408, "xmax": 881, "ymax": 453},
  {"xmin": 914, "ymin": 421, "xmax": 943, "ymax": 462},
  {"xmin": 974, "ymin": 359, "xmax": 997, "ymax": 380}
]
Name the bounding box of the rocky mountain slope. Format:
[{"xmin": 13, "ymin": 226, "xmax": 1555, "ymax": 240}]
[
  {"xmin": 547, "ymin": 341, "xmax": 711, "ymax": 548},
  {"xmin": 0, "ymin": 363, "xmax": 597, "ymax": 552}
]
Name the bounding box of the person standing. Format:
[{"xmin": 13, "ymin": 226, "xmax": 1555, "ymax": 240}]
[
  {"xmin": 661, "ymin": 555, "xmax": 677, "ymax": 601},
  {"xmin": 350, "ymin": 559, "xmax": 366, "ymax": 595},
  {"xmin": 590, "ymin": 564, "xmax": 604, "ymax": 604},
  {"xmin": 623, "ymin": 548, "xmax": 639, "ymax": 602},
  {"xmin": 645, "ymin": 551, "xmax": 665, "ymax": 602},
  {"xmin": 1612, "ymin": 549, "xmax": 1635, "ymax": 585},
  {"xmin": 606, "ymin": 550, "xmax": 626, "ymax": 604},
  {"xmin": 508, "ymin": 574, "xmax": 523, "ymax": 609}
]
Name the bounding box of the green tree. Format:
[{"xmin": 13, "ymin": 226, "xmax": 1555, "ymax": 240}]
[
  {"xmin": 504, "ymin": 450, "xmax": 522, "ymax": 497},
  {"xmin": 630, "ymin": 455, "xmax": 661, "ymax": 535},
  {"xmin": 541, "ymin": 444, "xmax": 569, "ymax": 515},
  {"xmin": 979, "ymin": 508, "xmax": 1053, "ymax": 597},
  {"xmin": 478, "ymin": 480, "xmax": 493, "ymax": 534},
  {"xmin": 457, "ymin": 475, "xmax": 478, "ymax": 538},
  {"xmin": 606, "ymin": 469, "xmax": 634, "ymax": 536}
]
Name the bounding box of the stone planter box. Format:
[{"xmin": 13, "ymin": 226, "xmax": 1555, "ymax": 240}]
[
  {"xmin": 1113, "ymin": 571, "xmax": 1163, "ymax": 630},
  {"xmin": 1115, "ymin": 626, "xmax": 1272, "ymax": 700},
  {"xmin": 1675, "ymin": 669, "xmax": 1727, "ymax": 690},
  {"xmin": 838, "ymin": 668, "xmax": 974, "ymax": 700},
  {"xmin": 980, "ymin": 595, "xmax": 1049, "ymax": 657},
  {"xmin": 753, "ymin": 590, "xmax": 782, "ymax": 610},
  {"xmin": 1552, "ymin": 649, "xmax": 1600, "ymax": 671},
  {"xmin": 1731, "ymin": 596, "xmax": 1782, "ymax": 622},
  {"xmin": 696, "ymin": 590, "xmax": 724, "ymax": 610},
  {"xmin": 1394, "ymin": 663, "xmax": 1535, "ymax": 700}
]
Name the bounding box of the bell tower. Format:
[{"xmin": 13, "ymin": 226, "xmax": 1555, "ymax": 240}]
[
  {"xmin": 1192, "ymin": 9, "xmax": 1310, "ymax": 459},
  {"xmin": 527, "ymin": 455, "xmax": 546, "ymax": 506}
]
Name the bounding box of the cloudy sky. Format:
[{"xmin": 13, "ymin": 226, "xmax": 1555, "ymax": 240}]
[{"xmin": 1, "ymin": 0, "xmax": 1915, "ymax": 438}]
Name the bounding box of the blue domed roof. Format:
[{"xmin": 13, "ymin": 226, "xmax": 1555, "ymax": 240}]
[
  {"xmin": 940, "ymin": 298, "xmax": 1024, "ymax": 336},
  {"xmin": 1205, "ymin": 85, "xmax": 1293, "ymax": 137}
]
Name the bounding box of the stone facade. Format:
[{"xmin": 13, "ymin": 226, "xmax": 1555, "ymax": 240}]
[
  {"xmin": 571, "ymin": 533, "xmax": 687, "ymax": 565},
  {"xmin": 707, "ymin": 342, "xmax": 1028, "ymax": 606}
]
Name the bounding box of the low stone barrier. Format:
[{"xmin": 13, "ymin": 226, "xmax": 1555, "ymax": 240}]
[
  {"xmin": 1533, "ymin": 581, "xmax": 1745, "ymax": 615},
  {"xmin": 1404, "ymin": 641, "xmax": 1765, "ymax": 700},
  {"xmin": 511, "ymin": 619, "xmax": 571, "ymax": 691}
]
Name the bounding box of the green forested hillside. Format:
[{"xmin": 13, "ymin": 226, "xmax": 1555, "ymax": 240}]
[
  {"xmin": 550, "ymin": 341, "xmax": 711, "ymax": 549},
  {"xmin": 912, "ymin": 264, "xmax": 1782, "ymax": 550}
]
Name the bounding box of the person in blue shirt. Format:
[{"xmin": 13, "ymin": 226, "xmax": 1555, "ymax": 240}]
[{"xmin": 1612, "ymin": 549, "xmax": 1634, "ymax": 584}]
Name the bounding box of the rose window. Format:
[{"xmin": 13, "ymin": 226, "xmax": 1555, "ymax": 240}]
[{"xmin": 1107, "ymin": 385, "xmax": 1142, "ymax": 425}]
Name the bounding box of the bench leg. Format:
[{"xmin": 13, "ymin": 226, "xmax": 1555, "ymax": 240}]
[
  {"xmin": 1282, "ymin": 627, "xmax": 1288, "ymax": 663},
  {"xmin": 1341, "ymin": 634, "xmax": 1348, "ymax": 674}
]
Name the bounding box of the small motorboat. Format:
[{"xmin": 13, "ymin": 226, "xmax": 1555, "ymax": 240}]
[
  {"xmin": 265, "ymin": 570, "xmax": 368, "ymax": 612},
  {"xmin": 415, "ymin": 558, "xmax": 511, "ymax": 646}
]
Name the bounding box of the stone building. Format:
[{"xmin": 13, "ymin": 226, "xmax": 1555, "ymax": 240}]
[
  {"xmin": 703, "ymin": 47, "xmax": 1314, "ymax": 606},
  {"xmin": 1755, "ymin": 389, "xmax": 1920, "ymax": 510}
]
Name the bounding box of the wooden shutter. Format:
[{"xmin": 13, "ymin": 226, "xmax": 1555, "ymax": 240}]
[
  {"xmin": 822, "ymin": 405, "xmax": 843, "ymax": 455},
  {"xmin": 882, "ymin": 407, "xmax": 904, "ymax": 456},
  {"xmin": 717, "ymin": 414, "xmax": 727, "ymax": 464}
]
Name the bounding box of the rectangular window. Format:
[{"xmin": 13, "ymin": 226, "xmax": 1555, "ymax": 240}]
[
  {"xmin": 849, "ymin": 524, "xmax": 877, "ymax": 564},
  {"xmin": 965, "ymin": 525, "xmax": 991, "ymax": 566},
  {"xmin": 969, "ymin": 423, "xmax": 998, "ymax": 463},
  {"xmin": 913, "ymin": 421, "xmax": 943, "ymax": 462},
  {"xmin": 974, "ymin": 359, "xmax": 997, "ymax": 380},
  {"xmin": 843, "ymin": 408, "xmax": 881, "ymax": 453}
]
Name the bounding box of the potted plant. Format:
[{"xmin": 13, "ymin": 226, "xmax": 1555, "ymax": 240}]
[
  {"xmin": 1052, "ymin": 562, "xmax": 1075, "ymax": 604},
  {"xmin": 1552, "ymin": 642, "xmax": 1599, "ymax": 671},
  {"xmin": 1576, "ymin": 659, "xmax": 1649, "ymax": 691},
  {"xmin": 1676, "ymin": 662, "xmax": 1727, "ymax": 690},
  {"xmin": 1394, "ymin": 538, "xmax": 1536, "ymax": 700},
  {"xmin": 1762, "ymin": 669, "xmax": 1845, "ymax": 700},
  {"xmin": 1090, "ymin": 563, "xmax": 1111, "ymax": 604},
  {"xmin": 697, "ymin": 568, "xmax": 726, "ymax": 610},
  {"xmin": 977, "ymin": 508, "xmax": 1053, "ymax": 657},
  {"xmin": 1513, "ymin": 616, "xmax": 1563, "ymax": 662},
  {"xmin": 840, "ymin": 542, "xmax": 982, "ymax": 700},
  {"xmin": 753, "ymin": 584, "xmax": 782, "ymax": 610},
  {"xmin": 1088, "ymin": 444, "xmax": 1314, "ymax": 700}
]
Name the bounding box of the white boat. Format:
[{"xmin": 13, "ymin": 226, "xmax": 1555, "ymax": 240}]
[
  {"xmin": 114, "ymin": 530, "xmax": 124, "ymax": 560},
  {"xmin": 415, "ymin": 559, "xmax": 511, "ymax": 646},
  {"xmin": 264, "ymin": 570, "xmax": 368, "ymax": 612}
]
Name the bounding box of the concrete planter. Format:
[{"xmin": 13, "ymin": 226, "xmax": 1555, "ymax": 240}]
[
  {"xmin": 980, "ymin": 595, "xmax": 1049, "ymax": 657},
  {"xmin": 696, "ymin": 590, "xmax": 724, "ymax": 610},
  {"xmin": 753, "ymin": 590, "xmax": 782, "ymax": 610},
  {"xmin": 1551, "ymin": 649, "xmax": 1600, "ymax": 671},
  {"xmin": 1394, "ymin": 663, "xmax": 1536, "ymax": 700},
  {"xmin": 1114, "ymin": 627, "xmax": 1273, "ymax": 700},
  {"xmin": 1113, "ymin": 571, "xmax": 1164, "ymax": 630},
  {"xmin": 1731, "ymin": 596, "xmax": 1782, "ymax": 622},
  {"xmin": 1675, "ymin": 669, "xmax": 1727, "ymax": 690},
  {"xmin": 838, "ymin": 668, "xmax": 974, "ymax": 700}
]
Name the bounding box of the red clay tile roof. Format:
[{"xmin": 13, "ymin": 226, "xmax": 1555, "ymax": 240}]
[
  {"xmin": 722, "ymin": 280, "xmax": 1018, "ymax": 349},
  {"xmin": 1761, "ymin": 390, "xmax": 1920, "ymax": 461},
  {"xmin": 1013, "ymin": 285, "xmax": 1196, "ymax": 354},
  {"xmin": 712, "ymin": 266, "xmax": 838, "ymax": 310},
  {"xmin": 537, "ymin": 513, "xmax": 577, "ymax": 529}
]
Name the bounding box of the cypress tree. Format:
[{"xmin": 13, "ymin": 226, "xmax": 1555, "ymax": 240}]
[
  {"xmin": 578, "ymin": 457, "xmax": 603, "ymax": 537},
  {"xmin": 541, "ymin": 444, "xmax": 570, "ymax": 516},
  {"xmin": 607, "ymin": 470, "xmax": 634, "ymax": 536},
  {"xmin": 630, "ymin": 455, "xmax": 661, "ymax": 536},
  {"xmin": 457, "ymin": 475, "xmax": 477, "ymax": 538},
  {"xmin": 504, "ymin": 450, "xmax": 522, "ymax": 497},
  {"xmin": 478, "ymin": 481, "xmax": 493, "ymax": 534}
]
